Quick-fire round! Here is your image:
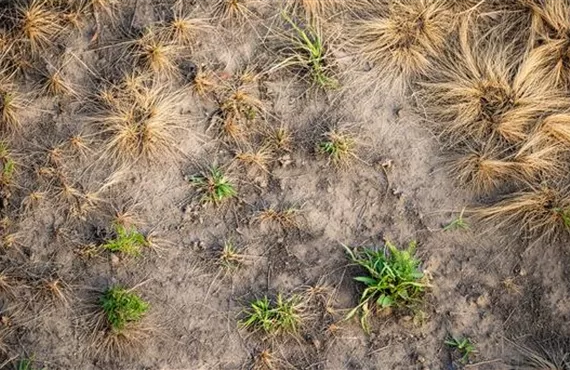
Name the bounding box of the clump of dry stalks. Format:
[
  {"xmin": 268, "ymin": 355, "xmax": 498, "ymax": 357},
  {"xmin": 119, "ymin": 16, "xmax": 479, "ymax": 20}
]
[{"xmin": 412, "ymin": 4, "xmax": 570, "ymax": 240}]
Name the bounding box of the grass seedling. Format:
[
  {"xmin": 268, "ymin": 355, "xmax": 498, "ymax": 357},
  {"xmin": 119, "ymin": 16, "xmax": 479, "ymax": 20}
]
[
  {"xmin": 189, "ymin": 166, "xmax": 236, "ymax": 205},
  {"xmin": 443, "ymin": 208, "xmax": 469, "ymax": 231},
  {"xmin": 14, "ymin": 356, "xmax": 45, "ymax": 370},
  {"xmin": 318, "ymin": 129, "xmax": 356, "ymax": 166},
  {"xmin": 102, "ymin": 223, "xmax": 148, "ymax": 257},
  {"xmin": 240, "ymin": 294, "xmax": 304, "ymax": 336},
  {"xmin": 276, "ymin": 13, "xmax": 338, "ymax": 89},
  {"xmin": 218, "ymin": 240, "xmax": 244, "ymax": 270},
  {"xmin": 100, "ymin": 286, "xmax": 149, "ymax": 332},
  {"xmin": 344, "ymin": 240, "xmax": 427, "ymax": 332},
  {"xmin": 446, "ymin": 336, "xmax": 476, "ymax": 363}
]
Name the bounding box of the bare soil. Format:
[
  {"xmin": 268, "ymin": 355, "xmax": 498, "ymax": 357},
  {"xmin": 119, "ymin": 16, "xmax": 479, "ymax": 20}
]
[{"xmin": 0, "ymin": 1, "xmax": 568, "ymax": 369}]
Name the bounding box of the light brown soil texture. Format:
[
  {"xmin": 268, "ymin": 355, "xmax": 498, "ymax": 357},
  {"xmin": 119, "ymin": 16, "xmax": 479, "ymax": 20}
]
[{"xmin": 0, "ymin": 1, "xmax": 568, "ymax": 369}]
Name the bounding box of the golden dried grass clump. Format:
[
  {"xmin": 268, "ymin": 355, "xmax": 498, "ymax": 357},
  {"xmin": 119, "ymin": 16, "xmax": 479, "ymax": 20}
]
[
  {"xmin": 420, "ymin": 32, "xmax": 567, "ymax": 148},
  {"xmin": 349, "ymin": 0, "xmax": 453, "ymax": 86},
  {"xmin": 13, "ymin": 0, "xmax": 64, "ymax": 53},
  {"xmin": 476, "ymin": 186, "xmax": 570, "ymax": 240},
  {"xmin": 0, "ymin": 78, "xmax": 28, "ymax": 132},
  {"xmin": 452, "ymin": 143, "xmax": 563, "ymax": 194},
  {"xmin": 93, "ymin": 75, "xmax": 185, "ymax": 164},
  {"xmin": 134, "ymin": 29, "xmax": 181, "ymax": 78},
  {"xmin": 213, "ymin": 77, "xmax": 263, "ymax": 142},
  {"xmin": 159, "ymin": 13, "xmax": 210, "ymax": 48}
]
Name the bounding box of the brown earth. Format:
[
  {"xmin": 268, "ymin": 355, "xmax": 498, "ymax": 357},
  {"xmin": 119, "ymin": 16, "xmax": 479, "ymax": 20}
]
[{"xmin": 0, "ymin": 1, "xmax": 568, "ymax": 369}]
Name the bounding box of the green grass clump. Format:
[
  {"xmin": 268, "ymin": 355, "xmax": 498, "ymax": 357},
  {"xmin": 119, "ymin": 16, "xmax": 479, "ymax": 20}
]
[
  {"xmin": 102, "ymin": 224, "xmax": 148, "ymax": 257},
  {"xmin": 189, "ymin": 166, "xmax": 237, "ymax": 204},
  {"xmin": 101, "ymin": 286, "xmax": 149, "ymax": 332},
  {"xmin": 443, "ymin": 208, "xmax": 469, "ymax": 231},
  {"xmin": 344, "ymin": 240, "xmax": 427, "ymax": 331},
  {"xmin": 240, "ymin": 294, "xmax": 304, "ymax": 335},
  {"xmin": 276, "ymin": 13, "xmax": 338, "ymax": 89},
  {"xmin": 446, "ymin": 336, "xmax": 476, "ymax": 363},
  {"xmin": 14, "ymin": 356, "xmax": 45, "ymax": 370}
]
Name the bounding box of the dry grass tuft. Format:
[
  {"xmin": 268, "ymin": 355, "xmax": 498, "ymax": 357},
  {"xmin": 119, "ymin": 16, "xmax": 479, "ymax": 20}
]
[
  {"xmin": 94, "ymin": 79, "xmax": 184, "ymax": 164},
  {"xmin": 213, "ymin": 0, "xmax": 254, "ymax": 24},
  {"xmin": 235, "ymin": 146, "xmax": 273, "ymax": 174},
  {"xmin": 0, "ymin": 80, "xmax": 28, "ymax": 132},
  {"xmin": 349, "ymin": 0, "xmax": 453, "ymax": 86},
  {"xmin": 192, "ymin": 67, "xmax": 218, "ymax": 98},
  {"xmin": 41, "ymin": 68, "xmax": 76, "ymax": 97},
  {"xmin": 452, "ymin": 148, "xmax": 520, "ymax": 194},
  {"xmin": 14, "ymin": 0, "xmax": 64, "ymax": 53},
  {"xmin": 476, "ymin": 186, "xmax": 570, "ymax": 239},
  {"xmin": 160, "ymin": 13, "xmax": 210, "ymax": 48},
  {"xmin": 213, "ymin": 86, "xmax": 263, "ymax": 142},
  {"xmin": 134, "ymin": 29, "xmax": 181, "ymax": 77},
  {"xmin": 420, "ymin": 24, "xmax": 567, "ymax": 146},
  {"xmin": 255, "ymin": 205, "xmax": 301, "ymax": 229}
]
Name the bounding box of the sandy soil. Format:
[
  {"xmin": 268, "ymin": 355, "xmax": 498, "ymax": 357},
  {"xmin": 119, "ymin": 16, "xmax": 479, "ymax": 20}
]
[{"xmin": 0, "ymin": 1, "xmax": 568, "ymax": 369}]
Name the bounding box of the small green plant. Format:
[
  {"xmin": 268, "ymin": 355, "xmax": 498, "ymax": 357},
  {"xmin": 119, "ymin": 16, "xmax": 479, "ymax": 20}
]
[
  {"xmin": 240, "ymin": 294, "xmax": 304, "ymax": 335},
  {"xmin": 102, "ymin": 223, "xmax": 148, "ymax": 257},
  {"xmin": 14, "ymin": 355, "xmax": 45, "ymax": 370},
  {"xmin": 189, "ymin": 166, "xmax": 237, "ymax": 204},
  {"xmin": 100, "ymin": 286, "xmax": 149, "ymax": 332},
  {"xmin": 446, "ymin": 336, "xmax": 476, "ymax": 363},
  {"xmin": 318, "ymin": 130, "xmax": 356, "ymax": 166},
  {"xmin": 344, "ymin": 240, "xmax": 427, "ymax": 331},
  {"xmin": 218, "ymin": 240, "xmax": 244, "ymax": 270},
  {"xmin": 276, "ymin": 13, "xmax": 338, "ymax": 89},
  {"xmin": 443, "ymin": 208, "xmax": 469, "ymax": 231}
]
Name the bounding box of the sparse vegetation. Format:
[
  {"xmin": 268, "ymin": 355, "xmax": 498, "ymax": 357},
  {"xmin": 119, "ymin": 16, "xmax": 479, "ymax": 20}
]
[
  {"xmin": 240, "ymin": 294, "xmax": 304, "ymax": 336},
  {"xmin": 446, "ymin": 336, "xmax": 476, "ymax": 364},
  {"xmin": 443, "ymin": 208, "xmax": 469, "ymax": 231},
  {"xmin": 101, "ymin": 286, "xmax": 149, "ymax": 332},
  {"xmin": 317, "ymin": 129, "xmax": 356, "ymax": 166},
  {"xmin": 189, "ymin": 166, "xmax": 237, "ymax": 204},
  {"xmin": 344, "ymin": 241, "xmax": 427, "ymax": 331},
  {"xmin": 218, "ymin": 240, "xmax": 244, "ymax": 270},
  {"xmin": 0, "ymin": 0, "xmax": 568, "ymax": 367},
  {"xmin": 255, "ymin": 206, "xmax": 301, "ymax": 229},
  {"xmin": 275, "ymin": 13, "xmax": 338, "ymax": 89},
  {"xmin": 102, "ymin": 224, "xmax": 148, "ymax": 257}
]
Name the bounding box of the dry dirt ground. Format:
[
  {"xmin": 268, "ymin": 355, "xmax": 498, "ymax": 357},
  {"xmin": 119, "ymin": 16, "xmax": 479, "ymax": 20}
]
[{"xmin": 0, "ymin": 0, "xmax": 569, "ymax": 369}]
